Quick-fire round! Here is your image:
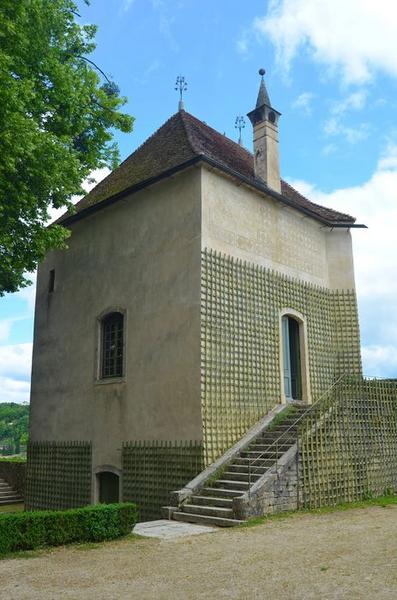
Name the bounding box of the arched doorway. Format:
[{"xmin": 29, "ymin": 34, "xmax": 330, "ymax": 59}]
[
  {"xmin": 281, "ymin": 315, "xmax": 303, "ymax": 402},
  {"xmin": 97, "ymin": 471, "xmax": 120, "ymax": 504}
]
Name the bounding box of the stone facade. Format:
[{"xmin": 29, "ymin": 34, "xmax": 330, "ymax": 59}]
[
  {"xmin": 28, "ymin": 109, "xmax": 362, "ymax": 516},
  {"xmin": 30, "ymin": 168, "xmax": 203, "ymax": 473},
  {"xmin": 233, "ymin": 446, "xmax": 299, "ymax": 520}
]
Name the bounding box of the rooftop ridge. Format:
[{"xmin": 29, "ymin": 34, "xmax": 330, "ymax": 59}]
[
  {"xmin": 58, "ymin": 109, "xmax": 359, "ymax": 227},
  {"xmin": 178, "ymin": 109, "xmax": 197, "ymax": 154}
]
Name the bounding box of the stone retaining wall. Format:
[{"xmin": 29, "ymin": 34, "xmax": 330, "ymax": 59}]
[
  {"xmin": 233, "ymin": 445, "xmax": 299, "ymax": 520},
  {"xmin": 0, "ymin": 460, "xmax": 26, "ymax": 498}
]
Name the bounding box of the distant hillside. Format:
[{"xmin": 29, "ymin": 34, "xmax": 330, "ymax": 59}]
[{"xmin": 0, "ymin": 403, "xmax": 29, "ymax": 456}]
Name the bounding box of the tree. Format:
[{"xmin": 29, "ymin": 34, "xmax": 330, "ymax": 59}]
[
  {"xmin": 0, "ymin": 403, "xmax": 30, "ymax": 455},
  {"xmin": 0, "ymin": 0, "xmax": 133, "ymax": 295}
]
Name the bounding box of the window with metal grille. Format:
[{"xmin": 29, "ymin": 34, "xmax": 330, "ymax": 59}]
[{"xmin": 101, "ymin": 312, "xmax": 124, "ymax": 378}]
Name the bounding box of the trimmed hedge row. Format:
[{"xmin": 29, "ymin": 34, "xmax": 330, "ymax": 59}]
[{"xmin": 0, "ymin": 503, "xmax": 138, "ymax": 555}]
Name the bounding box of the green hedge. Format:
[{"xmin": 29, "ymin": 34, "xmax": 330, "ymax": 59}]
[{"xmin": 0, "ymin": 503, "xmax": 138, "ymax": 555}]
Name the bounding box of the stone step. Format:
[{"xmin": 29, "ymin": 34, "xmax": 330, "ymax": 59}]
[
  {"xmin": 215, "ymin": 479, "xmax": 249, "ymax": 490},
  {"xmin": 182, "ymin": 504, "xmax": 234, "ymax": 519},
  {"xmin": 173, "ymin": 510, "xmax": 243, "ymax": 528},
  {"xmin": 0, "ymin": 497, "xmax": 22, "ymax": 505},
  {"xmin": 260, "ymin": 436, "xmax": 296, "ymax": 444},
  {"xmin": 240, "ymin": 448, "xmax": 289, "ymax": 458},
  {"xmin": 244, "ymin": 442, "xmax": 292, "ymax": 451},
  {"xmin": 190, "ymin": 495, "xmax": 233, "ymax": 508},
  {"xmin": 233, "ymin": 456, "xmax": 278, "ymax": 465},
  {"xmin": 222, "ymin": 471, "xmax": 261, "ymax": 482},
  {"xmin": 264, "ymin": 428, "xmax": 298, "ymax": 436},
  {"xmin": 262, "ymin": 422, "xmax": 299, "ymax": 430},
  {"xmin": 202, "ymin": 487, "xmax": 245, "ymax": 498},
  {"xmin": 259, "ymin": 431, "xmax": 297, "ymax": 441},
  {"xmin": 249, "ymin": 442, "xmax": 293, "ymax": 451},
  {"xmin": 227, "ymin": 464, "xmax": 268, "ymax": 474}
]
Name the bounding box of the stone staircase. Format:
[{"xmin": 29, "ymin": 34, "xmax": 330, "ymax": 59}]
[
  {"xmin": 171, "ymin": 405, "xmax": 308, "ymax": 527},
  {"xmin": 0, "ymin": 477, "xmax": 23, "ymax": 506}
]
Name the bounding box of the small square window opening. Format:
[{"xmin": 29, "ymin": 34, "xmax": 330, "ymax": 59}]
[{"xmin": 48, "ymin": 269, "xmax": 55, "ymax": 293}]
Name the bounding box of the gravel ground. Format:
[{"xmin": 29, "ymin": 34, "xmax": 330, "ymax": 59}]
[{"xmin": 1, "ymin": 505, "xmax": 397, "ymax": 600}]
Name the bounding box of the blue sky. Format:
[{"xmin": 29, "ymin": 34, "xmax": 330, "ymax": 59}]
[{"xmin": 1, "ymin": 0, "xmax": 397, "ymax": 403}]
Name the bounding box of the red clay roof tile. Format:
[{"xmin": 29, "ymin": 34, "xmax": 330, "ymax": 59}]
[{"xmin": 60, "ymin": 110, "xmax": 356, "ymax": 225}]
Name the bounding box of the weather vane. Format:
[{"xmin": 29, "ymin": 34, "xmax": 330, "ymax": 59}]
[
  {"xmin": 235, "ymin": 115, "xmax": 246, "ymax": 146},
  {"xmin": 175, "ymin": 75, "xmax": 187, "ymax": 111}
]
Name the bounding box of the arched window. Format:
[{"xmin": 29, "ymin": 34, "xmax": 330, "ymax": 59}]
[{"xmin": 101, "ymin": 312, "xmax": 124, "ymax": 378}]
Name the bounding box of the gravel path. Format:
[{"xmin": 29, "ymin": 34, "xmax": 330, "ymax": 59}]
[{"xmin": 1, "ymin": 505, "xmax": 397, "ymax": 599}]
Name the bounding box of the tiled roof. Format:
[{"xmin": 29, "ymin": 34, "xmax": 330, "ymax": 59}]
[{"xmin": 60, "ymin": 110, "xmax": 356, "ymax": 225}]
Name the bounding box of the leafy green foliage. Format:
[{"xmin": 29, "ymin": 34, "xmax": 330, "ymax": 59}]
[
  {"xmin": 0, "ymin": 403, "xmax": 29, "ymax": 456},
  {"xmin": 0, "ymin": 0, "xmax": 134, "ymax": 294},
  {"xmin": 0, "ymin": 503, "xmax": 138, "ymax": 555}
]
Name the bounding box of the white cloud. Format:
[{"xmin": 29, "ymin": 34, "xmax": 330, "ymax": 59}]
[
  {"xmin": 331, "ymin": 91, "xmax": 367, "ymax": 116},
  {"xmin": 255, "ymin": 0, "xmax": 397, "ymax": 84},
  {"xmin": 288, "ymin": 143, "xmax": 397, "ymax": 377},
  {"xmin": 292, "ymin": 92, "xmax": 315, "ymax": 115},
  {"xmin": 0, "ymin": 377, "xmax": 30, "ymax": 405},
  {"xmin": 0, "ymin": 320, "xmax": 13, "ymax": 343},
  {"xmin": 323, "ymin": 119, "xmax": 370, "ymax": 144},
  {"xmin": 122, "ymin": 0, "xmax": 135, "ymax": 10},
  {"xmin": 0, "ymin": 317, "xmax": 31, "ymax": 344},
  {"xmin": 150, "ymin": 0, "xmax": 179, "ymax": 53},
  {"xmin": 236, "ymin": 29, "xmax": 251, "ymax": 56},
  {"xmin": 323, "ymin": 90, "xmax": 369, "ymax": 144},
  {"xmin": 362, "ymin": 346, "xmax": 397, "ymax": 378},
  {"xmin": 0, "ymin": 343, "xmax": 32, "ymax": 380},
  {"xmin": 0, "ymin": 343, "xmax": 32, "ymax": 404},
  {"xmin": 15, "ymin": 272, "xmax": 37, "ymax": 311},
  {"xmin": 322, "ymin": 143, "xmax": 337, "ymax": 156}
]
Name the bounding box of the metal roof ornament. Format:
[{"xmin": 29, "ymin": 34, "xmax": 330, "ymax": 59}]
[
  {"xmin": 235, "ymin": 115, "xmax": 246, "ymax": 146},
  {"xmin": 175, "ymin": 75, "xmax": 187, "ymax": 111},
  {"xmin": 256, "ymin": 68, "xmax": 271, "ymax": 108}
]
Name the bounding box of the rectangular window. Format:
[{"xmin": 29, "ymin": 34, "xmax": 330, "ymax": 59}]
[
  {"xmin": 48, "ymin": 269, "xmax": 55, "ymax": 293},
  {"xmin": 101, "ymin": 312, "xmax": 124, "ymax": 378}
]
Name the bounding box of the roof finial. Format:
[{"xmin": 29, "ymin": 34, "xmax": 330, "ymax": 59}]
[
  {"xmin": 175, "ymin": 75, "xmax": 187, "ymax": 111},
  {"xmin": 235, "ymin": 115, "xmax": 245, "ymax": 146},
  {"xmin": 256, "ymin": 67, "xmax": 270, "ymax": 108}
]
